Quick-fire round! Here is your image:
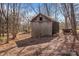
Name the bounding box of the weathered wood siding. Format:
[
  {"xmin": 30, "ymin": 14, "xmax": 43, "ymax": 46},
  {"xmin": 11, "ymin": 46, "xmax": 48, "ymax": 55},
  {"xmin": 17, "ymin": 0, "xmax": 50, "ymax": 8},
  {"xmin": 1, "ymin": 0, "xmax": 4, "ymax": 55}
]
[
  {"xmin": 31, "ymin": 16, "xmax": 52, "ymax": 37},
  {"xmin": 31, "ymin": 14, "xmax": 59, "ymax": 37},
  {"xmin": 31, "ymin": 22, "xmax": 52, "ymax": 37},
  {"xmin": 52, "ymin": 21, "xmax": 59, "ymax": 34}
]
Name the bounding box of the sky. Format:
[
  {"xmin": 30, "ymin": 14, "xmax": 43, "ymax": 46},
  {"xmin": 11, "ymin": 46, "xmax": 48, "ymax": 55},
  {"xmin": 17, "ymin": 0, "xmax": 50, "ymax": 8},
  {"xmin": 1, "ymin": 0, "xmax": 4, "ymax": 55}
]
[
  {"xmin": 17, "ymin": 3, "xmax": 79, "ymax": 25},
  {"xmin": 3, "ymin": 3, "xmax": 79, "ymax": 23},
  {"xmin": 21, "ymin": 3, "xmax": 64, "ymax": 22},
  {"xmin": 2, "ymin": 3, "xmax": 65, "ymax": 22}
]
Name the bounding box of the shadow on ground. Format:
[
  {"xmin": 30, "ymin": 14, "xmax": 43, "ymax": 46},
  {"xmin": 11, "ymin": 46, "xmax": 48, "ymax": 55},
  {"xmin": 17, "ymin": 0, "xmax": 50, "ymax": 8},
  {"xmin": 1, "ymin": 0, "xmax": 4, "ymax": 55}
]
[{"xmin": 16, "ymin": 36, "xmax": 53, "ymax": 47}]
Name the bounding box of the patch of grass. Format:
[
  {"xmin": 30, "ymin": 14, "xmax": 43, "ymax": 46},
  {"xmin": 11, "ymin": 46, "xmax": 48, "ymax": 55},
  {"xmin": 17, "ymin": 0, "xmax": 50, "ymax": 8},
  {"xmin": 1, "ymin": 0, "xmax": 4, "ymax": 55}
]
[{"xmin": 0, "ymin": 36, "xmax": 7, "ymax": 41}]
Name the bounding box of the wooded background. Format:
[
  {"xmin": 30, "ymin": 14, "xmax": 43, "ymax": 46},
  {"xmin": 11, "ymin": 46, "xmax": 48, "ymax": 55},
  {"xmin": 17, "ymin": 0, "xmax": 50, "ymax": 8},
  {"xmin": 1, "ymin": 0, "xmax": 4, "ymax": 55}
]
[{"xmin": 0, "ymin": 3, "xmax": 79, "ymax": 44}]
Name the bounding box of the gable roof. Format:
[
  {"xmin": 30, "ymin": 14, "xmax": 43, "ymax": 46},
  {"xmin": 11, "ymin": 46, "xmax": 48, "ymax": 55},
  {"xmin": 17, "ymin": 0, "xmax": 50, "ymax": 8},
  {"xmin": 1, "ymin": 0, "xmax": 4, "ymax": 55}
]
[{"xmin": 31, "ymin": 13, "xmax": 53, "ymax": 22}]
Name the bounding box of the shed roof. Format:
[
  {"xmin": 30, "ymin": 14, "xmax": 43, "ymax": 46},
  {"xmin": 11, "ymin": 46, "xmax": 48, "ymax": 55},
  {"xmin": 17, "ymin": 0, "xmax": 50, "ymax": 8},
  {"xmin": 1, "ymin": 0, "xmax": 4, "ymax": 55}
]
[{"xmin": 31, "ymin": 13, "xmax": 53, "ymax": 22}]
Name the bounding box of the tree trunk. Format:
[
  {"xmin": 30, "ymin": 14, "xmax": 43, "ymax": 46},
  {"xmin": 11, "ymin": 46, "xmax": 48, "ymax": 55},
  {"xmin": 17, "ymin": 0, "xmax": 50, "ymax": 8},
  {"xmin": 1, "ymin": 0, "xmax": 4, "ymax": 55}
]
[
  {"xmin": 6, "ymin": 4, "xmax": 9, "ymax": 43},
  {"xmin": 0, "ymin": 19, "xmax": 1, "ymax": 39},
  {"xmin": 45, "ymin": 3, "xmax": 50, "ymax": 16},
  {"xmin": 65, "ymin": 16, "xmax": 68, "ymax": 29},
  {"xmin": 70, "ymin": 3, "xmax": 78, "ymax": 51},
  {"xmin": 12, "ymin": 3, "xmax": 17, "ymax": 39},
  {"xmin": 70, "ymin": 3, "xmax": 78, "ymax": 39}
]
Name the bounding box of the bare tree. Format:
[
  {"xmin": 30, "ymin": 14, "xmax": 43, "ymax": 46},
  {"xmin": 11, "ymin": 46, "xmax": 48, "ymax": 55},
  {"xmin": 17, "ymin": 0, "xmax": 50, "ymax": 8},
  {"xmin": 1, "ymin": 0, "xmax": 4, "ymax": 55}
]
[
  {"xmin": 44, "ymin": 3, "xmax": 50, "ymax": 16},
  {"xmin": 59, "ymin": 4, "xmax": 69, "ymax": 29},
  {"xmin": 6, "ymin": 3, "xmax": 9, "ymax": 43},
  {"xmin": 12, "ymin": 3, "xmax": 17, "ymax": 39},
  {"xmin": 70, "ymin": 4, "xmax": 78, "ymax": 51},
  {"xmin": 0, "ymin": 11, "xmax": 1, "ymax": 40}
]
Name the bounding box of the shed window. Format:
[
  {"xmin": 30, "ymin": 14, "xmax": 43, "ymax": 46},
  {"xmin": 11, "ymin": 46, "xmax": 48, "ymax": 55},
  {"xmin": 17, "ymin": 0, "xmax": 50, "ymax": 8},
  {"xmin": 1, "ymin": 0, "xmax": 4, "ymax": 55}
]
[{"xmin": 39, "ymin": 17, "xmax": 43, "ymax": 21}]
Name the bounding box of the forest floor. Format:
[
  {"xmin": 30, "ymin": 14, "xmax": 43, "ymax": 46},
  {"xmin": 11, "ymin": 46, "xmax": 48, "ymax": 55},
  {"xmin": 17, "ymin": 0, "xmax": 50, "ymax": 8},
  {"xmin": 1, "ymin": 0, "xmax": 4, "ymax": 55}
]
[{"xmin": 0, "ymin": 32, "xmax": 79, "ymax": 56}]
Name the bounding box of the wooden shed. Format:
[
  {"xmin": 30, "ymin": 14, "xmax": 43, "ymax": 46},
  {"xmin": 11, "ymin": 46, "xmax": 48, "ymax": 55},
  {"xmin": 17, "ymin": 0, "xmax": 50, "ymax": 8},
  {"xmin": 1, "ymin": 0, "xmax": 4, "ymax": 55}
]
[{"xmin": 30, "ymin": 13, "xmax": 59, "ymax": 37}]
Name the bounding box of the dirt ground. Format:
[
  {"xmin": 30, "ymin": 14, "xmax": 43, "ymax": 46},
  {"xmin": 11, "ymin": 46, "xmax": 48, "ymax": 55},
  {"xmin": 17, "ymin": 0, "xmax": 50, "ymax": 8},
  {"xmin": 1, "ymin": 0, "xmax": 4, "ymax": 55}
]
[{"xmin": 0, "ymin": 32, "xmax": 79, "ymax": 56}]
